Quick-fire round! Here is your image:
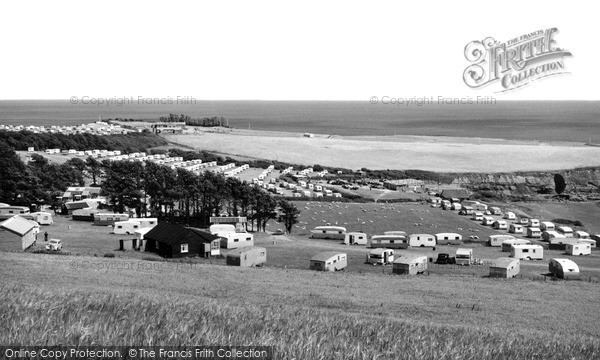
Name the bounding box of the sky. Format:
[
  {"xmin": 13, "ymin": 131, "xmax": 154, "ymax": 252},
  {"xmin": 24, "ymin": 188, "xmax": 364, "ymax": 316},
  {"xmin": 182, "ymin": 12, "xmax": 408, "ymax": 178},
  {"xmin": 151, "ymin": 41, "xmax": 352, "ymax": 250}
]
[{"xmin": 0, "ymin": 1, "xmax": 596, "ymax": 100}]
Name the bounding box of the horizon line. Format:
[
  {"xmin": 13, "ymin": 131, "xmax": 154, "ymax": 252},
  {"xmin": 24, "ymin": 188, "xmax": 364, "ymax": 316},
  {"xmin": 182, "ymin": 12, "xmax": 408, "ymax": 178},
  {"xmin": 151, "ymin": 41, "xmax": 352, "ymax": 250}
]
[{"xmin": 0, "ymin": 98, "xmax": 599, "ymax": 102}]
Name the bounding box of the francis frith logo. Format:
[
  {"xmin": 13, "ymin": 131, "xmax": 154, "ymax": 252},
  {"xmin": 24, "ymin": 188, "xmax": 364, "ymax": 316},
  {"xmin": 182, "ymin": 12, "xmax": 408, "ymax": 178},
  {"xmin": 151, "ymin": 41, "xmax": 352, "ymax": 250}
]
[{"xmin": 463, "ymin": 28, "xmax": 572, "ymax": 92}]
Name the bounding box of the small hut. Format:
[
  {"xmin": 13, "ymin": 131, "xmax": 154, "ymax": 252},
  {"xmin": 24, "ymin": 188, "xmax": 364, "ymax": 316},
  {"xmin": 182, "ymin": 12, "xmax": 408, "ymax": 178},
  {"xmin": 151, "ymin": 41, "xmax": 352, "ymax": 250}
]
[
  {"xmin": 226, "ymin": 246, "xmax": 267, "ymax": 267},
  {"xmin": 392, "ymin": 254, "xmax": 428, "ymax": 275},
  {"xmin": 489, "ymin": 257, "xmax": 520, "ymax": 278},
  {"xmin": 309, "ymin": 252, "xmax": 347, "ymax": 271}
]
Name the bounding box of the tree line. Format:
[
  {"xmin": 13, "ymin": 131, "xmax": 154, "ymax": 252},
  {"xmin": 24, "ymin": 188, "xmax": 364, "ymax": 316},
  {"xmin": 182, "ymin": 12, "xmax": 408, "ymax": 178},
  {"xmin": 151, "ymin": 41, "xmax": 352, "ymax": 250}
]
[
  {"xmin": 0, "ymin": 141, "xmax": 86, "ymax": 208},
  {"xmin": 0, "ymin": 140, "xmax": 300, "ymax": 232},
  {"xmin": 101, "ymin": 160, "xmax": 298, "ymax": 231},
  {"xmin": 157, "ymin": 113, "xmax": 229, "ymax": 127},
  {"xmin": 0, "ymin": 130, "xmax": 168, "ymax": 153}
]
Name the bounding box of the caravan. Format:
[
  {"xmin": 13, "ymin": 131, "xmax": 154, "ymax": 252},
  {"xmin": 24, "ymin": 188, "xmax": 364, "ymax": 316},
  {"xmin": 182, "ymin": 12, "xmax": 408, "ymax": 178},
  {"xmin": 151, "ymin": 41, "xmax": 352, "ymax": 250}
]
[
  {"xmin": 489, "ymin": 258, "xmax": 520, "ymax": 278},
  {"xmin": 393, "ymin": 255, "xmax": 428, "ymax": 275},
  {"xmin": 310, "ymin": 226, "xmax": 346, "ymax": 240},
  {"xmin": 408, "ymin": 234, "xmax": 436, "ymax": 247},
  {"xmin": 310, "ymin": 252, "xmax": 347, "ymax": 272},
  {"xmin": 492, "ymin": 220, "xmax": 508, "ymax": 230},
  {"xmin": 369, "ymin": 235, "xmax": 409, "ymax": 249},
  {"xmin": 227, "ymin": 247, "xmax": 267, "ymax": 267},
  {"xmin": 435, "ymin": 233, "xmax": 462, "ymax": 245},
  {"xmin": 482, "ymin": 216, "xmax": 495, "ymax": 226},
  {"xmin": 94, "ymin": 213, "xmax": 129, "ymax": 226},
  {"xmin": 344, "ymin": 232, "xmax": 368, "ymax": 245},
  {"xmin": 209, "ymin": 225, "xmax": 254, "ymax": 249},
  {"xmin": 112, "ymin": 220, "xmax": 141, "ymax": 235},
  {"xmin": 24, "ymin": 212, "xmax": 53, "ymax": 225},
  {"xmin": 0, "ymin": 206, "xmax": 31, "ymax": 220},
  {"xmin": 136, "ymin": 218, "xmax": 158, "ymax": 229},
  {"xmin": 366, "ymin": 248, "xmax": 394, "ymax": 265},
  {"xmin": 557, "ymin": 226, "xmax": 574, "ymax": 237},
  {"xmin": 549, "ymin": 258, "xmax": 579, "ymax": 279},
  {"xmin": 503, "ymin": 212, "xmax": 516, "ymax": 220},
  {"xmin": 565, "ymin": 242, "xmax": 591, "ymax": 256},
  {"xmin": 471, "ymin": 212, "xmax": 483, "ymax": 221},
  {"xmin": 455, "ymin": 248, "xmax": 473, "ymax": 266},
  {"xmin": 488, "ymin": 234, "xmax": 515, "ymax": 247},
  {"xmin": 526, "ymin": 228, "xmax": 542, "ymax": 238},
  {"xmin": 510, "ymin": 244, "xmax": 543, "ymax": 260},
  {"xmin": 540, "ymin": 222, "xmax": 555, "ymax": 231},
  {"xmin": 501, "ymin": 239, "xmax": 531, "ymax": 252},
  {"xmin": 509, "ymin": 224, "xmax": 524, "ymax": 234}
]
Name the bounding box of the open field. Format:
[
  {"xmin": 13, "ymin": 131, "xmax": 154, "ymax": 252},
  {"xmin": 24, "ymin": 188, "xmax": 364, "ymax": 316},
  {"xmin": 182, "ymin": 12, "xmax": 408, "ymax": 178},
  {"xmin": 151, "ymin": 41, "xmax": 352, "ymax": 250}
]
[
  {"xmin": 508, "ymin": 201, "xmax": 600, "ymax": 234},
  {"xmin": 11, "ymin": 202, "xmax": 598, "ymax": 280},
  {"xmin": 163, "ymin": 130, "xmax": 600, "ymax": 172},
  {"xmin": 2, "ymin": 252, "xmax": 600, "ymax": 359},
  {"xmin": 3, "ymin": 201, "xmax": 600, "ymax": 358}
]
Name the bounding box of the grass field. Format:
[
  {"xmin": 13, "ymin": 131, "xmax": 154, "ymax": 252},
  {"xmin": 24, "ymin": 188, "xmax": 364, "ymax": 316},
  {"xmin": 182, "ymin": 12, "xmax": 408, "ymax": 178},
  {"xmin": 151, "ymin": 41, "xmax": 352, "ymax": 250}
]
[
  {"xmin": 9, "ymin": 202, "xmax": 598, "ymax": 280},
  {"xmin": 162, "ymin": 131, "xmax": 600, "ymax": 172},
  {"xmin": 4, "ymin": 201, "xmax": 600, "ymax": 358},
  {"xmin": 2, "ymin": 252, "xmax": 600, "ymax": 359}
]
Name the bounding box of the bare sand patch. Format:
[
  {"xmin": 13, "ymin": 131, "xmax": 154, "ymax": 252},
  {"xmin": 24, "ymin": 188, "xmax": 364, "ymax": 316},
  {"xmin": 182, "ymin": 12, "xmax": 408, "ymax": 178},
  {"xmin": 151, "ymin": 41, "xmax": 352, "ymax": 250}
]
[{"xmin": 164, "ymin": 129, "xmax": 600, "ymax": 172}]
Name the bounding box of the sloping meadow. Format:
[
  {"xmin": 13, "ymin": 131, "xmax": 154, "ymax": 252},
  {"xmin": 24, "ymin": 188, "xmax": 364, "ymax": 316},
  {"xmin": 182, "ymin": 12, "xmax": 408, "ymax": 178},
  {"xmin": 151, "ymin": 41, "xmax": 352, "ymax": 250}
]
[{"xmin": 2, "ymin": 252, "xmax": 600, "ymax": 359}]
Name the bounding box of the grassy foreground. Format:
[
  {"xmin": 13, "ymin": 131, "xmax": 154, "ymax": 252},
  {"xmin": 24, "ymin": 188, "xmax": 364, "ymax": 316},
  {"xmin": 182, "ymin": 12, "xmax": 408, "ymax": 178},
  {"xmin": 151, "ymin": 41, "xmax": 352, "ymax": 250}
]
[{"xmin": 1, "ymin": 253, "xmax": 600, "ymax": 359}]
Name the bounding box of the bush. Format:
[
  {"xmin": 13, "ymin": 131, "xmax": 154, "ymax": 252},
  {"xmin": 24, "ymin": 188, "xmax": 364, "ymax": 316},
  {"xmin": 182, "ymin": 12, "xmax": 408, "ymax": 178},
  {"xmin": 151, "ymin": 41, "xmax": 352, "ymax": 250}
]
[
  {"xmin": 103, "ymin": 253, "xmax": 115, "ymax": 258},
  {"xmin": 142, "ymin": 256, "xmax": 165, "ymax": 262},
  {"xmin": 552, "ymin": 219, "xmax": 584, "ymax": 227}
]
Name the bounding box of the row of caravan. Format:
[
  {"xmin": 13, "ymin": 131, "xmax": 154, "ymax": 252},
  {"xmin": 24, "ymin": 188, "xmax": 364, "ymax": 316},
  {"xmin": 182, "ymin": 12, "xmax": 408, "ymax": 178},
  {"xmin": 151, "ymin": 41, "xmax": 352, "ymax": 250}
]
[
  {"xmin": 310, "ymin": 251, "xmax": 428, "ymax": 275},
  {"xmin": 208, "ymin": 224, "xmax": 254, "ymax": 249},
  {"xmin": 490, "ymin": 258, "xmax": 581, "ymax": 279},
  {"xmin": 312, "ymin": 226, "xmax": 462, "ymax": 248},
  {"xmin": 0, "ymin": 205, "xmax": 54, "ymax": 226}
]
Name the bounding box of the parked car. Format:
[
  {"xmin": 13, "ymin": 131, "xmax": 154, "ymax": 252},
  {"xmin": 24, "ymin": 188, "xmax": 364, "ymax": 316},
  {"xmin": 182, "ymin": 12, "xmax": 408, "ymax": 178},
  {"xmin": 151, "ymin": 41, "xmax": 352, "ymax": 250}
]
[
  {"xmin": 272, "ymin": 229, "xmax": 285, "ymax": 235},
  {"xmin": 46, "ymin": 239, "xmax": 62, "ymax": 251},
  {"xmin": 435, "ymin": 253, "xmax": 456, "ymax": 264}
]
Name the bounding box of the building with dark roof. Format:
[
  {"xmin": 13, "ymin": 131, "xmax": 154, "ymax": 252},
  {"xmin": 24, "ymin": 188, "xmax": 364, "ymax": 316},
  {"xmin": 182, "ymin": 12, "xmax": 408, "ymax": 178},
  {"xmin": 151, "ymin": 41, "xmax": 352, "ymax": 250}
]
[{"xmin": 144, "ymin": 222, "xmax": 220, "ymax": 258}]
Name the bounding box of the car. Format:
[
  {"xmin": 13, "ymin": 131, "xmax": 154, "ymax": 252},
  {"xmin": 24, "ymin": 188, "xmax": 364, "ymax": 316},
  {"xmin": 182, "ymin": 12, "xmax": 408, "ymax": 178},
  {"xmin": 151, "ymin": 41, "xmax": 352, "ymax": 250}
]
[
  {"xmin": 46, "ymin": 239, "xmax": 62, "ymax": 251},
  {"xmin": 272, "ymin": 229, "xmax": 285, "ymax": 236},
  {"xmin": 435, "ymin": 253, "xmax": 456, "ymax": 264},
  {"xmin": 469, "ymin": 235, "xmax": 480, "ymax": 240}
]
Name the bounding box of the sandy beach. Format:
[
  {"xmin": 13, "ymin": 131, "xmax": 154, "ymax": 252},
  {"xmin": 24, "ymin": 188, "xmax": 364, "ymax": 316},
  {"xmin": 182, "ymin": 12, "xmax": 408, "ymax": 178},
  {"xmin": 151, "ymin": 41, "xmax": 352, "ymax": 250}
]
[{"xmin": 163, "ymin": 128, "xmax": 600, "ymax": 173}]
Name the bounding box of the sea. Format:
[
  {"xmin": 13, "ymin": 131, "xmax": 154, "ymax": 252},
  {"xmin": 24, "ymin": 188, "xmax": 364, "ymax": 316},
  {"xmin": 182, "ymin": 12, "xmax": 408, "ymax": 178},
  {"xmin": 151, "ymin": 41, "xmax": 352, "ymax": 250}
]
[{"xmin": 0, "ymin": 100, "xmax": 599, "ymax": 143}]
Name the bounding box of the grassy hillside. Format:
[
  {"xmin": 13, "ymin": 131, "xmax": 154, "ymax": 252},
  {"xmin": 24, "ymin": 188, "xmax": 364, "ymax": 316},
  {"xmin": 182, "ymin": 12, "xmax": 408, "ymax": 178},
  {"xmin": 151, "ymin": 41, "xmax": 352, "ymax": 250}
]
[{"xmin": 2, "ymin": 252, "xmax": 599, "ymax": 359}]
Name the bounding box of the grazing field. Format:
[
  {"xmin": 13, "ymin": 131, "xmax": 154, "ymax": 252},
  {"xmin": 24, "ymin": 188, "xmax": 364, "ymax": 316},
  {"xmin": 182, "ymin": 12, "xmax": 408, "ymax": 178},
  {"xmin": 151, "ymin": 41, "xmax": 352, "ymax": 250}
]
[
  {"xmin": 163, "ymin": 131, "xmax": 600, "ymax": 172},
  {"xmin": 3, "ymin": 200, "xmax": 600, "ymax": 358},
  {"xmin": 509, "ymin": 201, "xmax": 600, "ymax": 234},
  {"xmin": 10, "ymin": 202, "xmax": 599, "ymax": 281},
  {"xmin": 2, "ymin": 252, "xmax": 600, "ymax": 359}
]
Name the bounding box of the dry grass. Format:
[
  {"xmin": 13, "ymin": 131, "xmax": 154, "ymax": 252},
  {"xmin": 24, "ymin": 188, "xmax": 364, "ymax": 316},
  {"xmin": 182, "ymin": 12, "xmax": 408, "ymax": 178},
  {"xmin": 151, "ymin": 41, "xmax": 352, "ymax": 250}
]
[
  {"xmin": 2, "ymin": 252, "xmax": 600, "ymax": 359},
  {"xmin": 163, "ymin": 132, "xmax": 600, "ymax": 172}
]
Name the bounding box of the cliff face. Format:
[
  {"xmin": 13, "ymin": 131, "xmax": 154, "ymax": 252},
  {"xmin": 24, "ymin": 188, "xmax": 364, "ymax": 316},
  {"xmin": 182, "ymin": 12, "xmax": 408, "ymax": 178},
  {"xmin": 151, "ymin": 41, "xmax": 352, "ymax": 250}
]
[{"xmin": 448, "ymin": 168, "xmax": 600, "ymax": 200}]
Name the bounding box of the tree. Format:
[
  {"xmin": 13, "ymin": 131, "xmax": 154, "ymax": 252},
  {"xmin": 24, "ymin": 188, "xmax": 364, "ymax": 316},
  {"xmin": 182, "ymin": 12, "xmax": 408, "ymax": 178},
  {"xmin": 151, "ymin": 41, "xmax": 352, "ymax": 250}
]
[
  {"xmin": 0, "ymin": 143, "xmax": 24, "ymax": 203},
  {"xmin": 554, "ymin": 174, "xmax": 566, "ymax": 194},
  {"xmin": 252, "ymin": 191, "xmax": 278, "ymax": 232},
  {"xmin": 102, "ymin": 161, "xmax": 144, "ymax": 214},
  {"xmin": 278, "ymin": 200, "xmax": 300, "ymax": 233},
  {"xmin": 86, "ymin": 157, "xmax": 102, "ymax": 186}
]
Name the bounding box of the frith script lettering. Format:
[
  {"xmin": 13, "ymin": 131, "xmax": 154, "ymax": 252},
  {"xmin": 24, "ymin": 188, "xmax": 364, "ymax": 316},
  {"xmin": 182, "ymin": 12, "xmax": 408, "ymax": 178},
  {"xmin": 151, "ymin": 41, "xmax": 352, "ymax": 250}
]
[{"xmin": 463, "ymin": 28, "xmax": 572, "ymax": 92}]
